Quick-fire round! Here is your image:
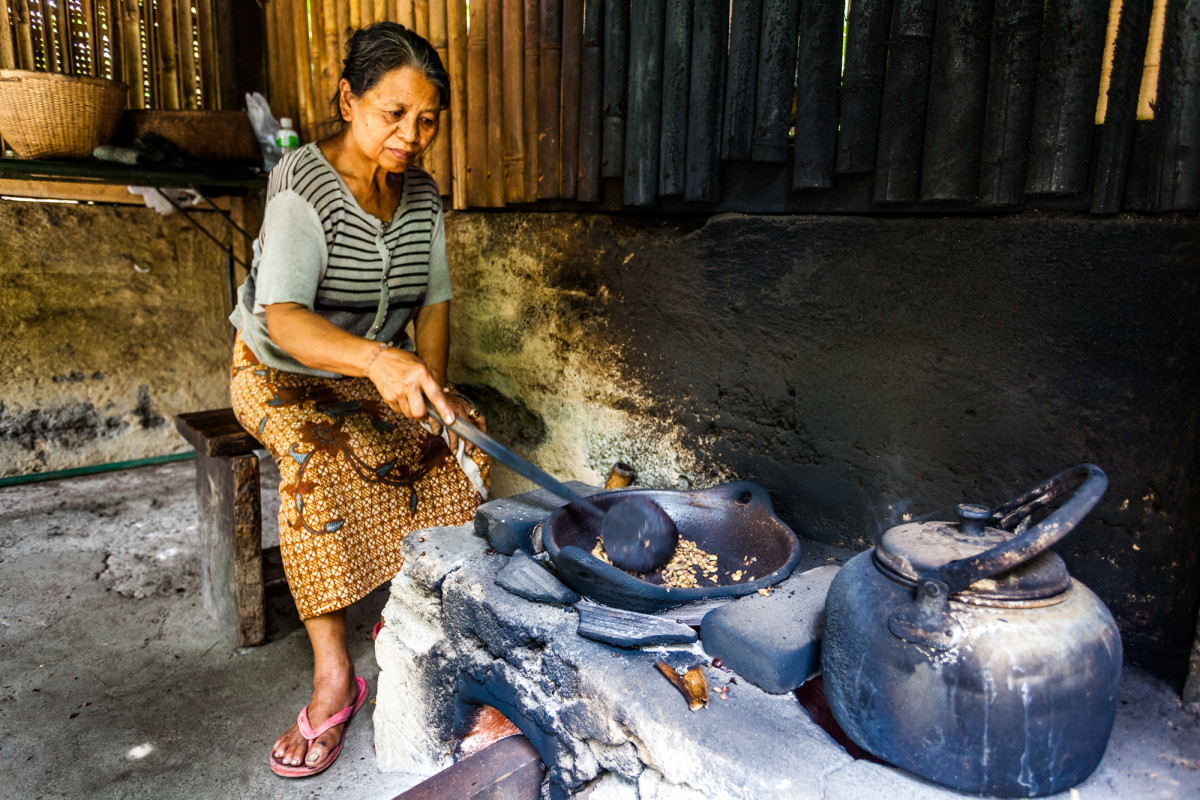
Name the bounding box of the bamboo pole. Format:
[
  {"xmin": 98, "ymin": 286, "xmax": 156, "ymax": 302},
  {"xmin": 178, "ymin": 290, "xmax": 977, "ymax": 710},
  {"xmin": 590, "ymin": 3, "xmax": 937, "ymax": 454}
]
[
  {"xmin": 118, "ymin": 0, "xmax": 146, "ymax": 108},
  {"xmin": 1150, "ymin": 0, "xmax": 1200, "ymax": 210},
  {"xmin": 293, "ymin": 0, "xmax": 317, "ymax": 139},
  {"xmin": 428, "ymin": 0, "xmax": 451, "ymax": 194},
  {"xmin": 537, "ymin": 0, "xmax": 561, "ymax": 198},
  {"xmin": 38, "ymin": 0, "xmax": 59, "ymax": 73},
  {"xmin": 396, "ymin": 0, "xmax": 415, "ymax": 28},
  {"xmin": 560, "ymin": 0, "xmax": 583, "ymax": 198},
  {"xmin": 12, "ymin": 0, "xmax": 35, "ymax": 71},
  {"xmin": 466, "ymin": 0, "xmax": 488, "ymax": 206},
  {"xmin": 80, "ymin": 0, "xmax": 97, "ymax": 77},
  {"xmin": 599, "ymin": 0, "xmax": 624, "ymax": 178},
  {"xmin": 279, "ymin": 0, "xmax": 302, "ymax": 127},
  {"xmin": 623, "ymin": 0, "xmax": 665, "ymax": 206},
  {"xmin": 523, "ymin": 0, "xmax": 539, "ymax": 197},
  {"xmin": 447, "ymin": 0, "xmax": 468, "ymax": 207},
  {"xmin": 486, "ymin": 0, "xmax": 504, "ymax": 205},
  {"xmin": 658, "ymin": 0, "xmax": 691, "ymax": 193},
  {"xmin": 196, "ymin": 0, "xmax": 217, "ymax": 107},
  {"xmin": 1093, "ymin": 0, "xmax": 1154, "ymax": 213},
  {"xmin": 722, "ymin": 0, "xmax": 761, "ymax": 160},
  {"xmin": 686, "ymin": 0, "xmax": 726, "ymax": 201},
  {"xmin": 373, "ymin": 0, "xmax": 387, "ymax": 23},
  {"xmin": 414, "ymin": 0, "xmax": 428, "ymax": 36},
  {"xmin": 836, "ymin": 0, "xmax": 894, "ymax": 173},
  {"xmin": 501, "ymin": 0, "xmax": 525, "ymax": 201},
  {"xmin": 97, "ymin": 0, "xmax": 118, "ymax": 80},
  {"xmin": 179, "ymin": 0, "xmax": 199, "ymax": 108},
  {"xmin": 752, "ymin": 0, "xmax": 800, "ymax": 163},
  {"xmin": 0, "ymin": 0, "xmax": 16, "ymax": 70},
  {"xmin": 157, "ymin": 0, "xmax": 182, "ymax": 108},
  {"xmin": 873, "ymin": 0, "xmax": 935, "ymax": 203},
  {"xmin": 53, "ymin": 0, "xmax": 71, "ymax": 75},
  {"xmin": 336, "ymin": 0, "xmax": 351, "ymax": 73},
  {"xmin": 321, "ymin": 0, "xmax": 342, "ymax": 115},
  {"xmin": 350, "ymin": 0, "xmax": 362, "ymax": 30},
  {"xmin": 576, "ymin": 0, "xmax": 602, "ymax": 200}
]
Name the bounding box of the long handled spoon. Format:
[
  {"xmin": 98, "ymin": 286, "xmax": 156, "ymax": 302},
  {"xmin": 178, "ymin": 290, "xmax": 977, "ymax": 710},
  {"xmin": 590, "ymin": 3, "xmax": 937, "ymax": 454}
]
[{"xmin": 426, "ymin": 404, "xmax": 679, "ymax": 572}]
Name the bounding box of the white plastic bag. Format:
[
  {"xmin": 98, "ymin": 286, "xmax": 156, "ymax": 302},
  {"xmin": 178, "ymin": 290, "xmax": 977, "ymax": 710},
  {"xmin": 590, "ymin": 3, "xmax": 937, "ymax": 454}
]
[{"xmin": 245, "ymin": 92, "xmax": 283, "ymax": 171}]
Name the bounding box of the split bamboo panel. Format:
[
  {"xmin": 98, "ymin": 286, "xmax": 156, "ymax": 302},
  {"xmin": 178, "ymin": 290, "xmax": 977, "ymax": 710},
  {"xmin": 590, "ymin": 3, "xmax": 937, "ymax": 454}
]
[
  {"xmin": 466, "ymin": 0, "xmax": 489, "ymax": 206},
  {"xmin": 523, "ymin": 0, "xmax": 539, "ymax": 199},
  {"xmin": 414, "ymin": 0, "xmax": 429, "ymax": 37},
  {"xmin": 291, "ymin": 0, "xmax": 317, "ymax": 138},
  {"xmin": 486, "ymin": 0, "xmax": 504, "ymax": 205},
  {"xmin": 447, "ymin": 0, "xmax": 468, "ymax": 207},
  {"xmin": 428, "ymin": 0, "xmax": 451, "ymax": 195},
  {"xmin": 501, "ymin": 0, "xmax": 525, "ymax": 201},
  {"xmin": 395, "ymin": 0, "xmax": 416, "ymax": 29},
  {"xmin": 155, "ymin": 0, "xmax": 181, "ymax": 108},
  {"xmin": 560, "ymin": 0, "xmax": 582, "ymax": 198},
  {"xmin": 537, "ymin": 0, "xmax": 561, "ymax": 198},
  {"xmin": 576, "ymin": 0, "xmax": 602, "ymax": 200}
]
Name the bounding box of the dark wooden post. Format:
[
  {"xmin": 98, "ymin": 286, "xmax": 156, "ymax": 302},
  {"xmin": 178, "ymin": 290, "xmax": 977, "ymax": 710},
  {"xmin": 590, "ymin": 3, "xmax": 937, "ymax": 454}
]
[
  {"xmin": 722, "ymin": 0, "xmax": 762, "ymax": 160},
  {"xmin": 978, "ymin": 0, "xmax": 1044, "ymax": 206},
  {"xmin": 560, "ymin": 0, "xmax": 584, "ymax": 199},
  {"xmin": 1024, "ymin": 0, "xmax": 1107, "ymax": 195},
  {"xmin": 793, "ymin": 0, "xmax": 844, "ymax": 189},
  {"xmin": 837, "ymin": 0, "xmax": 895, "ymax": 174},
  {"xmin": 659, "ymin": 0, "xmax": 693, "ymax": 195},
  {"xmin": 752, "ymin": 0, "xmax": 801, "ymax": 163},
  {"xmin": 1091, "ymin": 0, "xmax": 1153, "ymax": 214},
  {"xmin": 623, "ymin": 0, "xmax": 666, "ymax": 206},
  {"xmin": 686, "ymin": 0, "xmax": 728, "ymax": 201},
  {"xmin": 1150, "ymin": 0, "xmax": 1200, "ymax": 211},
  {"xmin": 577, "ymin": 0, "xmax": 604, "ymax": 201},
  {"xmin": 601, "ymin": 0, "xmax": 628, "ymax": 179},
  {"xmin": 920, "ymin": 0, "xmax": 995, "ymax": 202},
  {"xmin": 538, "ymin": 0, "xmax": 562, "ymax": 198},
  {"xmin": 874, "ymin": 0, "xmax": 937, "ymax": 203}
]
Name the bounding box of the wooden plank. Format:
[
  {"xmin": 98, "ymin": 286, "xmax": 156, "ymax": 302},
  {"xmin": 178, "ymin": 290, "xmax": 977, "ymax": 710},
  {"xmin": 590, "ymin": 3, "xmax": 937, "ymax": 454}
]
[
  {"xmin": 575, "ymin": 0, "xmax": 602, "ymax": 200},
  {"xmin": 1092, "ymin": 0, "xmax": 1154, "ymax": 214},
  {"xmin": 1149, "ymin": 0, "xmax": 1200, "ymax": 210},
  {"xmin": 175, "ymin": 408, "xmax": 260, "ymax": 456},
  {"xmin": 752, "ymin": 0, "xmax": 800, "ymax": 163},
  {"xmin": 793, "ymin": 0, "xmax": 842, "ymax": 188},
  {"xmin": 391, "ymin": 734, "xmax": 544, "ymax": 800},
  {"xmin": 836, "ymin": 0, "xmax": 894, "ymax": 174},
  {"xmin": 1025, "ymin": 0, "xmax": 1108, "ymax": 194},
  {"xmin": 874, "ymin": 0, "xmax": 936, "ymax": 203},
  {"xmin": 537, "ymin": 0, "xmax": 562, "ymax": 198},
  {"xmin": 230, "ymin": 453, "xmax": 265, "ymax": 647},
  {"xmin": 919, "ymin": 0, "xmax": 994, "ymax": 202},
  {"xmin": 685, "ymin": 0, "xmax": 726, "ymax": 201},
  {"xmin": 523, "ymin": 0, "xmax": 539, "ymax": 197},
  {"xmin": 560, "ymin": 0, "xmax": 583, "ymax": 198},
  {"xmin": 428, "ymin": 0, "xmax": 451, "ymax": 195},
  {"xmin": 600, "ymin": 0, "xmax": 626, "ymax": 178},
  {"xmin": 466, "ymin": 0, "xmax": 488, "ymax": 206},
  {"xmin": 447, "ymin": 0, "xmax": 468, "ymax": 208},
  {"xmin": 501, "ymin": 0, "xmax": 525, "ymax": 201},
  {"xmin": 722, "ymin": 0, "xmax": 760, "ymax": 160},
  {"xmin": 658, "ymin": 0, "xmax": 692, "ymax": 194},
  {"xmin": 623, "ymin": 0, "xmax": 665, "ymax": 206},
  {"xmin": 486, "ymin": 0, "xmax": 505, "ymax": 205},
  {"xmin": 977, "ymin": 0, "xmax": 1043, "ymax": 206}
]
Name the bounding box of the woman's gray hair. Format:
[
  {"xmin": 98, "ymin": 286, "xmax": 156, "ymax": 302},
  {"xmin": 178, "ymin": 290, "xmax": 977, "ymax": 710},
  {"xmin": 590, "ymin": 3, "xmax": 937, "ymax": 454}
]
[{"xmin": 332, "ymin": 21, "xmax": 450, "ymax": 122}]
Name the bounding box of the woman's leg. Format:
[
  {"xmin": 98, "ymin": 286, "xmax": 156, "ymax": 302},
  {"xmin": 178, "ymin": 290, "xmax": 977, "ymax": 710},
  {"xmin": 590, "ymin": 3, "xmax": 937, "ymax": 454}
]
[{"xmin": 271, "ymin": 609, "xmax": 359, "ymax": 768}]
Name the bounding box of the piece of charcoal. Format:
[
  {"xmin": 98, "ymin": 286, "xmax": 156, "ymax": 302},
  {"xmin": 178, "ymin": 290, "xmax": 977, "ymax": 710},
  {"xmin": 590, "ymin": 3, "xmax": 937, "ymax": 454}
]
[
  {"xmin": 575, "ymin": 599, "xmax": 698, "ymax": 648},
  {"xmin": 495, "ymin": 550, "xmax": 580, "ymax": 605}
]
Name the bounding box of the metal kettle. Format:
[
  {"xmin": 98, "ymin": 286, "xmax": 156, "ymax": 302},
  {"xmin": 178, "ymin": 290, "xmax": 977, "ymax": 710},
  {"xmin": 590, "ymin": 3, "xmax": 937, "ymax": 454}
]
[{"xmin": 821, "ymin": 465, "xmax": 1120, "ymax": 798}]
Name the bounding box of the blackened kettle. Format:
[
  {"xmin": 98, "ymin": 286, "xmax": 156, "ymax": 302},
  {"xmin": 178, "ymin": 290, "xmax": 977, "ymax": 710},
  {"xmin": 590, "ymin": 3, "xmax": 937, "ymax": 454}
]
[{"xmin": 821, "ymin": 465, "xmax": 1120, "ymax": 798}]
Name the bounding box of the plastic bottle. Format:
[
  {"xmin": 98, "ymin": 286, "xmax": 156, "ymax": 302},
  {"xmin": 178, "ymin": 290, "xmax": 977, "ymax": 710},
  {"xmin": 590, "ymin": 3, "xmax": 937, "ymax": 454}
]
[{"xmin": 276, "ymin": 118, "xmax": 300, "ymax": 153}]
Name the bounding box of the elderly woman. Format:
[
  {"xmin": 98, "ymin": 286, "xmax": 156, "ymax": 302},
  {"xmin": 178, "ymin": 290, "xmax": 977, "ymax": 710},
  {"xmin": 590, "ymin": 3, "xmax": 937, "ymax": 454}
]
[{"xmin": 228, "ymin": 22, "xmax": 487, "ymax": 778}]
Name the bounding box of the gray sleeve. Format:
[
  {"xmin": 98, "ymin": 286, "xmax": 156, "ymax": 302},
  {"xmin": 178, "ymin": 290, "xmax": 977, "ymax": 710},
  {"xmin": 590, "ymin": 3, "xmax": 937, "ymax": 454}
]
[
  {"xmin": 422, "ymin": 206, "xmax": 453, "ymax": 306},
  {"xmin": 251, "ymin": 189, "xmax": 328, "ymax": 313}
]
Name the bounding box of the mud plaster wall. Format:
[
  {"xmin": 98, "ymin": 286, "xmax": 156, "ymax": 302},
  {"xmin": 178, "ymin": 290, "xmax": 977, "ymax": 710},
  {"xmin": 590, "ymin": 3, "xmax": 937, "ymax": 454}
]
[
  {"xmin": 0, "ymin": 200, "xmax": 232, "ymax": 476},
  {"xmin": 444, "ymin": 212, "xmax": 1200, "ymax": 684}
]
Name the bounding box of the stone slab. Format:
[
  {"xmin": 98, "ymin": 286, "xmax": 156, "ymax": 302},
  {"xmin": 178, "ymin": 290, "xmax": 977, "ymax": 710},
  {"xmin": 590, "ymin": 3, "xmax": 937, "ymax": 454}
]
[
  {"xmin": 474, "ymin": 482, "xmax": 603, "ymax": 555},
  {"xmin": 700, "ymin": 565, "xmax": 840, "ymax": 694},
  {"xmin": 495, "ymin": 548, "xmax": 580, "ymax": 605}
]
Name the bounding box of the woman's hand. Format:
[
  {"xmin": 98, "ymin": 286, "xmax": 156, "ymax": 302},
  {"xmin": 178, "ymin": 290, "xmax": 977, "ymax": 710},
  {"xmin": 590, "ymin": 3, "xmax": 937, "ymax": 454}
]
[
  {"xmin": 442, "ymin": 392, "xmax": 485, "ymax": 454},
  {"xmin": 366, "ymin": 346, "xmax": 456, "ymax": 427}
]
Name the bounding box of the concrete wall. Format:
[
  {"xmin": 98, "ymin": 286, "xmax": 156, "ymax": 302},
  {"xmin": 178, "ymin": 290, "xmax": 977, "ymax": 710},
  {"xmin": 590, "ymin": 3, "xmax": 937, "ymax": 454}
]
[
  {"xmin": 3, "ymin": 201, "xmax": 1197, "ymax": 683},
  {"xmin": 0, "ymin": 200, "xmax": 232, "ymax": 476}
]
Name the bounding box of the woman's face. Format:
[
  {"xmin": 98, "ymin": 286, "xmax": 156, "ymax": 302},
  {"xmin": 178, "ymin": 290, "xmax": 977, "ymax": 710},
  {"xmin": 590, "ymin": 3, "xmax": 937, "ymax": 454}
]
[{"xmin": 340, "ymin": 65, "xmax": 441, "ymax": 173}]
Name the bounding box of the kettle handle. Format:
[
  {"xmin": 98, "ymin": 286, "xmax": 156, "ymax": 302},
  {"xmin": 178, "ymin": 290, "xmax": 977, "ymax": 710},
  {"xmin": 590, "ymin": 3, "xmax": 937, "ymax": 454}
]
[{"xmin": 919, "ymin": 464, "xmax": 1108, "ymax": 597}]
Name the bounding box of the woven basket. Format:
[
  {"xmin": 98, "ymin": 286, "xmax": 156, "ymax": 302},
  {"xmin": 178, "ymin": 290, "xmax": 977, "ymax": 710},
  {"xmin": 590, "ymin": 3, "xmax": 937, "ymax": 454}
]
[
  {"xmin": 0, "ymin": 70, "xmax": 127, "ymax": 159},
  {"xmin": 120, "ymin": 109, "xmax": 262, "ymax": 164}
]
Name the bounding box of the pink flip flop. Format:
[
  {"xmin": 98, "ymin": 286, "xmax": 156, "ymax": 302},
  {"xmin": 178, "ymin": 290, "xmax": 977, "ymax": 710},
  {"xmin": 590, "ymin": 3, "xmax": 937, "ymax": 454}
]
[
  {"xmin": 372, "ymin": 619, "xmax": 383, "ymax": 640},
  {"xmin": 269, "ymin": 676, "xmax": 369, "ymax": 778}
]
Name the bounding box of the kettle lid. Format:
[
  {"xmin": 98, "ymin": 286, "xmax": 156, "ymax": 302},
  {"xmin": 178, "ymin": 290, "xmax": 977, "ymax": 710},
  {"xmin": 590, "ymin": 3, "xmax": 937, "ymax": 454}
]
[{"xmin": 875, "ymin": 504, "xmax": 1071, "ymax": 603}]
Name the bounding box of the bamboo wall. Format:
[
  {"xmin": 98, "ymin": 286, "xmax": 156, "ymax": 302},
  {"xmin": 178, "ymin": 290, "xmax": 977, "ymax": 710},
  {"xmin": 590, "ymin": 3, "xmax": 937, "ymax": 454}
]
[
  {"xmin": 0, "ymin": 1, "xmax": 228, "ymax": 111},
  {"xmin": 260, "ymin": 0, "xmax": 1197, "ymax": 212}
]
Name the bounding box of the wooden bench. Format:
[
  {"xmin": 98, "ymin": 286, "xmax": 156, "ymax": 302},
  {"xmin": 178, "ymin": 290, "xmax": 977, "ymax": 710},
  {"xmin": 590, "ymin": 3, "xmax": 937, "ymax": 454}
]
[{"xmin": 175, "ymin": 408, "xmax": 267, "ymax": 647}]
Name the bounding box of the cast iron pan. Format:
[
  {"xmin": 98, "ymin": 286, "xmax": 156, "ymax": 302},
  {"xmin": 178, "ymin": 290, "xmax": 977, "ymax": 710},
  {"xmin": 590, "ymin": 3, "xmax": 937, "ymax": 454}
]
[{"xmin": 541, "ymin": 480, "xmax": 803, "ymax": 612}]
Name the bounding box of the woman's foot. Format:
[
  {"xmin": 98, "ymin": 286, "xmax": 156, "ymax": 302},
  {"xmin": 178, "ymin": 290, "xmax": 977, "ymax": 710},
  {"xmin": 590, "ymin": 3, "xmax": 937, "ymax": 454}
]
[{"xmin": 271, "ymin": 667, "xmax": 359, "ymax": 769}]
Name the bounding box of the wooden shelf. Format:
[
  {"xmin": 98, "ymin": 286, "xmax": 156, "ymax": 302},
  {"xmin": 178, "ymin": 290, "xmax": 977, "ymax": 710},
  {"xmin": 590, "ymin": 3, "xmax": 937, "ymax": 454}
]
[{"xmin": 0, "ymin": 157, "xmax": 266, "ymax": 201}]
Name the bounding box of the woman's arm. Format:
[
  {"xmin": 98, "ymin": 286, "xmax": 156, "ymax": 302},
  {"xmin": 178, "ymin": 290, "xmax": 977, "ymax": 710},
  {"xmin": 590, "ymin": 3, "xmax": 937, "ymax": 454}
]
[
  {"xmin": 412, "ymin": 300, "xmax": 450, "ymax": 387},
  {"xmin": 264, "ymin": 301, "xmax": 455, "ymax": 423}
]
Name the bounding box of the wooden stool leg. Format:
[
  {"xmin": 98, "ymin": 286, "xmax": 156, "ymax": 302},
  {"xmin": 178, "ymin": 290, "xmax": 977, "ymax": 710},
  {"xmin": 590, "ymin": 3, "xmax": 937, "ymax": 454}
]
[{"xmin": 195, "ymin": 450, "xmax": 265, "ymax": 647}]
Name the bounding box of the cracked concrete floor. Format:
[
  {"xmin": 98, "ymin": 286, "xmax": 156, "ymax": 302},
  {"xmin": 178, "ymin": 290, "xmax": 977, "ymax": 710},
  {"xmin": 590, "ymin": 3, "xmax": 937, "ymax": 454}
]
[
  {"xmin": 2, "ymin": 461, "xmax": 1199, "ymax": 800},
  {"xmin": 0, "ymin": 460, "xmax": 423, "ymax": 800}
]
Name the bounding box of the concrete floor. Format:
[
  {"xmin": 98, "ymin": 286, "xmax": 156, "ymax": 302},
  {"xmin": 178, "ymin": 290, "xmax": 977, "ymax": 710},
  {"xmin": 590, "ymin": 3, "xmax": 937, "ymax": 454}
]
[{"xmin": 1, "ymin": 460, "xmax": 1199, "ymax": 800}]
